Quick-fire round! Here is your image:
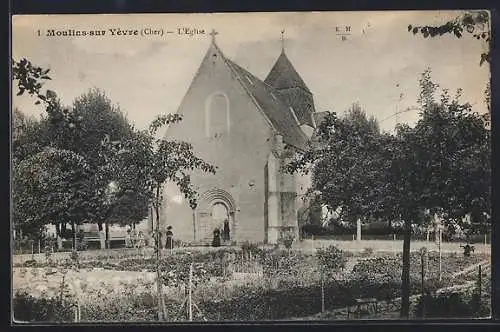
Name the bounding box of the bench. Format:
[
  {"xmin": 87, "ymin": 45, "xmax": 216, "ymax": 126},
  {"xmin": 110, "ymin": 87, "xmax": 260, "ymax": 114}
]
[{"xmin": 349, "ymin": 298, "xmax": 379, "ymax": 318}]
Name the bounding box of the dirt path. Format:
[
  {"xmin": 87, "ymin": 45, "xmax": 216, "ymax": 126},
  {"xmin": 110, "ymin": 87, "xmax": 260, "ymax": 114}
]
[{"xmin": 451, "ymin": 260, "xmax": 490, "ymax": 279}]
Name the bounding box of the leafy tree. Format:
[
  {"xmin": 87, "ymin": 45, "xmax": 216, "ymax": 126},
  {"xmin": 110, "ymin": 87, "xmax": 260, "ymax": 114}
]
[
  {"xmin": 288, "ymin": 104, "xmax": 390, "ymax": 225},
  {"xmin": 12, "ymin": 108, "xmax": 50, "ymax": 165},
  {"xmin": 385, "ymin": 70, "xmax": 489, "ymax": 317},
  {"xmin": 12, "ymin": 59, "xmax": 146, "ymax": 245},
  {"xmin": 316, "ymin": 245, "xmax": 348, "ymax": 312},
  {"xmin": 13, "ymin": 147, "xmax": 94, "ymax": 248},
  {"xmin": 288, "ymin": 71, "xmax": 490, "ymax": 318},
  {"xmin": 103, "ymin": 114, "xmax": 216, "ymax": 320},
  {"xmin": 66, "ymin": 89, "xmax": 144, "ymax": 246},
  {"xmin": 408, "ymin": 69, "xmax": 490, "ymax": 236}
]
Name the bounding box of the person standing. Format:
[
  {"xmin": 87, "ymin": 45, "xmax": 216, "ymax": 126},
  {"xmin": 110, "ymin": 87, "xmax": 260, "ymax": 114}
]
[
  {"xmin": 223, "ymin": 219, "xmax": 230, "ymax": 242},
  {"xmin": 126, "ymin": 228, "xmax": 132, "ymax": 248},
  {"xmin": 166, "ymin": 226, "xmax": 173, "ymax": 251},
  {"xmin": 212, "ymin": 228, "xmax": 221, "ymax": 247}
]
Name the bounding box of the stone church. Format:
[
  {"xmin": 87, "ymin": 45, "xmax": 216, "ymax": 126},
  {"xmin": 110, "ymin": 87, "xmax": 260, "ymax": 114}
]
[{"xmin": 159, "ymin": 31, "xmax": 324, "ymax": 245}]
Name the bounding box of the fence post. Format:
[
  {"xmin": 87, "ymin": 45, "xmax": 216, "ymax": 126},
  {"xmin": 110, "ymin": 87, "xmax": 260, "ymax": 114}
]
[
  {"xmin": 478, "ymin": 264, "xmax": 482, "ymax": 303},
  {"xmin": 421, "ymin": 252, "xmax": 425, "ymax": 293},
  {"xmin": 188, "ymin": 263, "xmax": 193, "ymax": 321},
  {"xmin": 438, "ymin": 228, "xmax": 442, "ymax": 282},
  {"xmin": 321, "ymin": 271, "xmax": 325, "ymax": 313},
  {"xmin": 421, "ymin": 251, "xmax": 425, "ymax": 318},
  {"xmin": 38, "ymin": 240, "xmax": 41, "ymax": 254}
]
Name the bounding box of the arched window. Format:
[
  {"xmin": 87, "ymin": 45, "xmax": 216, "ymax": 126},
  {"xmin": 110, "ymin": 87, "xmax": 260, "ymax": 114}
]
[{"xmin": 205, "ymin": 93, "xmax": 230, "ymax": 138}]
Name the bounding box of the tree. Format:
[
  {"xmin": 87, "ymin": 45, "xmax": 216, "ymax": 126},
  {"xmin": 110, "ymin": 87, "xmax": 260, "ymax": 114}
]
[
  {"xmin": 12, "ymin": 108, "xmax": 50, "ymax": 165},
  {"xmin": 409, "ymin": 69, "xmax": 490, "ymax": 235},
  {"xmin": 12, "ymin": 59, "xmax": 146, "ymax": 245},
  {"xmin": 67, "ymin": 89, "xmax": 144, "ymax": 247},
  {"xmin": 288, "ymin": 71, "xmax": 490, "ymax": 318},
  {"xmin": 288, "ymin": 104, "xmax": 390, "ymax": 225},
  {"xmin": 104, "ymin": 114, "xmax": 216, "ymax": 320},
  {"xmin": 389, "ymin": 69, "xmax": 490, "ymax": 316},
  {"xmin": 13, "ymin": 147, "xmax": 94, "ymax": 248}
]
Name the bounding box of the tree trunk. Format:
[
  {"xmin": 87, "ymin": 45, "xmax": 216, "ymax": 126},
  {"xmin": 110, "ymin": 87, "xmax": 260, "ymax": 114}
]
[
  {"xmin": 71, "ymin": 221, "xmax": 76, "ymax": 250},
  {"xmin": 400, "ymin": 219, "xmax": 412, "ymax": 318},
  {"xmin": 105, "ymin": 222, "xmax": 110, "ymax": 249},
  {"xmin": 97, "ymin": 222, "xmax": 103, "ymax": 232},
  {"xmin": 55, "ymin": 223, "xmax": 61, "ymax": 237},
  {"xmin": 321, "ymin": 271, "xmax": 325, "ymax": 313},
  {"xmin": 155, "ymin": 184, "xmax": 165, "ymax": 321}
]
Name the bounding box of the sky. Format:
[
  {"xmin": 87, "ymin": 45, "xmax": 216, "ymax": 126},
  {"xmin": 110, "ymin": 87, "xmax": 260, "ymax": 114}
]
[{"xmin": 12, "ymin": 11, "xmax": 491, "ymax": 133}]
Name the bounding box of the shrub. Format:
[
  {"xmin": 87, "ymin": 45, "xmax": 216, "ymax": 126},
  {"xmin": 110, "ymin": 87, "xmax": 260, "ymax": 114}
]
[
  {"xmin": 13, "ymin": 291, "xmax": 74, "ymax": 322},
  {"xmin": 278, "ymin": 229, "xmax": 296, "ymax": 249},
  {"xmin": 241, "ymin": 241, "xmax": 259, "ymax": 255},
  {"xmin": 80, "ymin": 293, "xmax": 161, "ymax": 322},
  {"xmin": 316, "ymin": 245, "xmax": 348, "ymax": 274},
  {"xmin": 362, "ymin": 247, "xmax": 374, "ymax": 257},
  {"xmin": 76, "ymin": 239, "xmax": 88, "ymax": 251},
  {"xmin": 414, "ymin": 291, "xmax": 489, "ymax": 318},
  {"xmin": 352, "ymin": 256, "xmax": 401, "ymax": 280},
  {"xmin": 22, "ymin": 260, "xmax": 38, "ymax": 268}
]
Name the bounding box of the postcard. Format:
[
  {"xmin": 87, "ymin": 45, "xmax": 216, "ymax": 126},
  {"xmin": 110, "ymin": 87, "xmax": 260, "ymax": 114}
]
[{"xmin": 11, "ymin": 11, "xmax": 491, "ymax": 323}]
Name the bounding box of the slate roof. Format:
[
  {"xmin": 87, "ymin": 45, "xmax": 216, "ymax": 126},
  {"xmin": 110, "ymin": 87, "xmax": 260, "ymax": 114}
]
[
  {"xmin": 264, "ymin": 51, "xmax": 311, "ymax": 93},
  {"xmin": 275, "ymin": 88, "xmax": 316, "ymax": 127},
  {"xmin": 220, "ymin": 54, "xmax": 309, "ymax": 150},
  {"xmin": 313, "ymin": 111, "xmax": 329, "ymax": 127}
]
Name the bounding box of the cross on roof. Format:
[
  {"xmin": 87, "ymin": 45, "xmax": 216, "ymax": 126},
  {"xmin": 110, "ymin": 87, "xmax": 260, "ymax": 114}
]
[
  {"xmin": 209, "ymin": 29, "xmax": 218, "ymax": 43},
  {"xmin": 281, "ymin": 29, "xmax": 285, "ymax": 52}
]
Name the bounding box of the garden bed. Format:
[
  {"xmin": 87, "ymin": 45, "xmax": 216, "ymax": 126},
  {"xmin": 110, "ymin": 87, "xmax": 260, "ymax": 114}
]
[{"xmin": 12, "ymin": 246, "xmax": 490, "ymax": 322}]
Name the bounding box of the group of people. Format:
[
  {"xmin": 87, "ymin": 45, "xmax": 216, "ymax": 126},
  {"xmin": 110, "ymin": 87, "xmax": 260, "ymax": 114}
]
[
  {"xmin": 125, "ymin": 226, "xmax": 174, "ymax": 250},
  {"xmin": 125, "ymin": 229, "xmax": 145, "ymax": 248},
  {"xmin": 212, "ymin": 219, "xmax": 230, "ymax": 247}
]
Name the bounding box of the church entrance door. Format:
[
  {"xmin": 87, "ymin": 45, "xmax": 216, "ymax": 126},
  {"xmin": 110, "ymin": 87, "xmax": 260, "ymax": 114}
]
[
  {"xmin": 212, "ymin": 202, "xmax": 230, "ymax": 240},
  {"xmin": 196, "ymin": 189, "xmax": 236, "ymax": 245}
]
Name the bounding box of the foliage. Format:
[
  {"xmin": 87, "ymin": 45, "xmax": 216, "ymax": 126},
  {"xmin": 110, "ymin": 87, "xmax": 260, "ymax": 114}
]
[
  {"xmin": 12, "ymin": 108, "xmax": 50, "ymax": 165},
  {"xmin": 414, "ymin": 291, "xmax": 489, "ymax": 318},
  {"xmin": 407, "ymin": 10, "xmax": 491, "ymax": 66},
  {"xmin": 362, "ymin": 247, "xmax": 374, "ymax": 257},
  {"xmin": 288, "ymin": 104, "xmax": 392, "ymax": 224},
  {"xmin": 13, "ymin": 291, "xmax": 73, "ymax": 323},
  {"xmin": 12, "ymin": 59, "xmax": 146, "ymax": 240},
  {"xmin": 316, "ymin": 245, "xmax": 348, "ymax": 275},
  {"xmin": 288, "ymin": 68, "xmax": 490, "ymax": 317},
  {"xmin": 403, "ymin": 69, "xmax": 490, "ymax": 229},
  {"xmin": 104, "ymin": 113, "xmax": 216, "ymax": 217},
  {"xmin": 278, "ymin": 229, "xmax": 296, "ymax": 249},
  {"xmin": 12, "ymin": 58, "xmax": 51, "ymax": 102},
  {"xmin": 240, "ymin": 241, "xmax": 259, "ymax": 256},
  {"xmin": 12, "ymin": 147, "xmax": 94, "ymax": 238}
]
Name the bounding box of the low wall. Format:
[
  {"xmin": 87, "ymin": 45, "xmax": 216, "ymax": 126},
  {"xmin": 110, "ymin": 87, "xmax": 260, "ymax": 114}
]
[{"xmin": 297, "ymin": 239, "xmax": 491, "ymax": 254}]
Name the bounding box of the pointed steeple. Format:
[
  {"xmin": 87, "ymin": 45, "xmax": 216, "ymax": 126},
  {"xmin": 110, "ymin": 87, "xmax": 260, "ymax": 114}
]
[
  {"xmin": 265, "ymin": 34, "xmax": 316, "ymax": 128},
  {"xmin": 264, "ymin": 51, "xmax": 311, "ymax": 93}
]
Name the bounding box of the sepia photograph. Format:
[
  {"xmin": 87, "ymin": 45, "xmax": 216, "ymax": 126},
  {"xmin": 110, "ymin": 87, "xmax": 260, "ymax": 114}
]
[{"xmin": 11, "ymin": 10, "xmax": 491, "ymax": 323}]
